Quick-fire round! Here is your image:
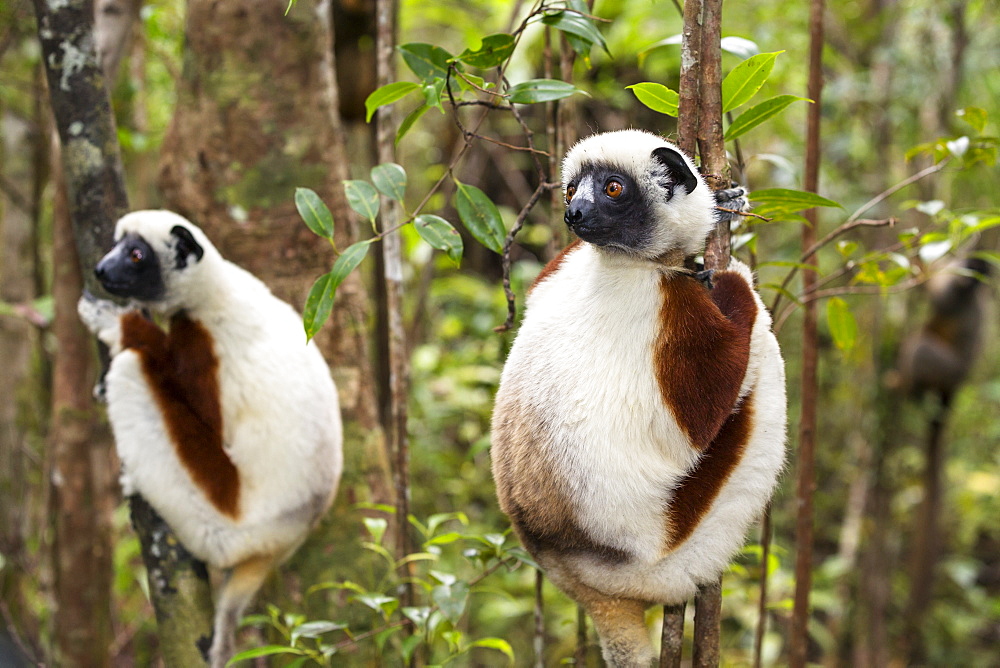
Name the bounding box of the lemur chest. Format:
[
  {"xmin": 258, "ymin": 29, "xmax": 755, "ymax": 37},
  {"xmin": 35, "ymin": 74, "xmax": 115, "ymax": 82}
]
[
  {"xmin": 502, "ymin": 261, "xmax": 703, "ymax": 554},
  {"xmin": 509, "ymin": 259, "xmax": 701, "ymax": 473}
]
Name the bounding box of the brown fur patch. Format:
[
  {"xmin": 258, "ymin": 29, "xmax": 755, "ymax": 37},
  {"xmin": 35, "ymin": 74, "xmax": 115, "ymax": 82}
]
[
  {"xmin": 654, "ymin": 270, "xmax": 757, "ymax": 450},
  {"xmin": 120, "ymin": 311, "xmax": 239, "ymax": 518},
  {"xmin": 491, "ymin": 396, "xmax": 629, "ymax": 564},
  {"xmin": 529, "ymin": 239, "xmax": 582, "ymax": 293},
  {"xmin": 664, "ymin": 391, "xmax": 755, "ymax": 549}
]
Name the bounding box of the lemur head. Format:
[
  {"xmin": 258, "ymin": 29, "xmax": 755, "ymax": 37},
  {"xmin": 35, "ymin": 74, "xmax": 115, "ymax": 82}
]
[
  {"xmin": 561, "ymin": 129, "xmax": 719, "ymax": 260},
  {"xmin": 94, "ymin": 210, "xmax": 220, "ymax": 310}
]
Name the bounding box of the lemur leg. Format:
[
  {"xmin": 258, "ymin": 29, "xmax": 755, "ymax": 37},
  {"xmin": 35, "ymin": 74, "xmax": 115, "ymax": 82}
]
[
  {"xmin": 582, "ymin": 591, "xmax": 652, "ymax": 668},
  {"xmin": 544, "ymin": 561, "xmax": 654, "ymax": 667}
]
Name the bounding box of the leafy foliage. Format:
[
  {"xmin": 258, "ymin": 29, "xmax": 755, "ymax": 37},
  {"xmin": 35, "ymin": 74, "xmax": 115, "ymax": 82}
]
[{"xmin": 229, "ymin": 512, "xmax": 526, "ymax": 666}]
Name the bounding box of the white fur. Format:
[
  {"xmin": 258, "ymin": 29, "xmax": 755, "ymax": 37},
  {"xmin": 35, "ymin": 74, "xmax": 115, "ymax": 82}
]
[
  {"xmin": 79, "ymin": 209, "xmax": 343, "ymax": 568},
  {"xmin": 562, "ymin": 129, "xmax": 717, "ymax": 258}
]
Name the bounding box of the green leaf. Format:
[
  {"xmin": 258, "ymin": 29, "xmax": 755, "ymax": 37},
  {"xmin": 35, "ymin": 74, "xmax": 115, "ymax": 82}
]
[
  {"xmin": 395, "ymin": 552, "xmax": 438, "ymax": 566},
  {"xmin": 541, "ymin": 5, "xmax": 609, "ymax": 56},
  {"xmin": 724, "ymin": 94, "xmax": 810, "ymax": 141},
  {"xmin": 302, "ymin": 241, "xmax": 372, "ymax": 341},
  {"xmin": 507, "ymin": 79, "xmax": 585, "ymax": 104},
  {"xmin": 400, "ymin": 634, "xmax": 423, "ymax": 665},
  {"xmin": 414, "ymin": 214, "xmax": 463, "ymax": 266},
  {"xmin": 626, "ymin": 82, "xmax": 679, "ymax": 117},
  {"xmin": 422, "ymin": 78, "xmax": 446, "ymax": 113},
  {"xmin": 455, "ymin": 33, "xmax": 515, "ymax": 68},
  {"xmin": 471, "ymin": 637, "xmax": 515, "ymax": 665},
  {"xmin": 294, "ymin": 187, "xmax": 334, "ymax": 239},
  {"xmin": 354, "ymin": 593, "xmax": 399, "ymax": 620},
  {"xmin": 396, "ymin": 104, "xmax": 430, "ymax": 145},
  {"xmin": 343, "ymin": 180, "xmax": 380, "ymax": 223},
  {"xmin": 291, "ymin": 620, "xmax": 347, "ymax": 644},
  {"xmin": 402, "ymin": 606, "xmax": 432, "ymax": 630},
  {"xmin": 720, "ymin": 36, "xmax": 760, "ymax": 59},
  {"xmin": 432, "ymin": 581, "xmax": 469, "ymax": 624},
  {"xmin": 363, "ymin": 517, "xmax": 388, "ymax": 544},
  {"xmin": 956, "ymin": 106, "xmax": 987, "ymax": 133},
  {"xmin": 429, "ymin": 570, "xmax": 458, "ymax": 586},
  {"xmin": 826, "ymin": 297, "xmax": 858, "ymax": 352},
  {"xmin": 303, "ymin": 273, "xmax": 337, "ymax": 342},
  {"xmin": 453, "ymin": 180, "xmax": 506, "ymax": 254},
  {"xmin": 371, "ymin": 163, "xmax": 407, "ymax": 202},
  {"xmin": 721, "ymin": 51, "xmax": 783, "ymax": 112},
  {"xmin": 749, "ymin": 188, "xmax": 841, "ymax": 214},
  {"xmin": 364, "ymin": 81, "xmax": 420, "ymax": 123},
  {"xmin": 399, "ymin": 43, "xmax": 454, "ymax": 82},
  {"xmin": 226, "ymin": 645, "xmax": 303, "ymax": 665},
  {"xmin": 426, "ymin": 511, "xmax": 469, "ymax": 536},
  {"xmin": 424, "ymin": 531, "xmax": 464, "ymax": 546}
]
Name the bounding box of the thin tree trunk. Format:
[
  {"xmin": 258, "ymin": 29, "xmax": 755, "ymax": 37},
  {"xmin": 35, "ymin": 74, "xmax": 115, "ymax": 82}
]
[
  {"xmin": 130, "ymin": 494, "xmax": 215, "ymax": 666},
  {"xmin": 790, "ymin": 0, "xmax": 826, "ymax": 664},
  {"xmin": 374, "ymin": 0, "xmax": 412, "ymax": 609},
  {"xmin": 753, "ymin": 506, "xmax": 772, "ymax": 668},
  {"xmin": 48, "ymin": 134, "xmax": 115, "ymax": 668},
  {"xmin": 659, "ymin": 602, "xmax": 685, "ymax": 668},
  {"xmin": 533, "ymin": 570, "xmax": 545, "ymax": 668},
  {"xmin": 676, "ymin": 0, "xmax": 703, "ymax": 158},
  {"xmin": 32, "ymin": 0, "xmax": 132, "ymax": 662},
  {"xmin": 672, "ymin": 2, "xmax": 730, "ymax": 663}
]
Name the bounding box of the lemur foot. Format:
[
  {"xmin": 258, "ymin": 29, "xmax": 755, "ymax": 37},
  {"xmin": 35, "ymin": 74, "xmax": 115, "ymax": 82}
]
[
  {"xmin": 713, "ymin": 184, "xmax": 748, "ymax": 223},
  {"xmin": 77, "ymin": 290, "xmax": 127, "ymax": 335},
  {"xmin": 695, "ymin": 269, "xmax": 715, "ymax": 289}
]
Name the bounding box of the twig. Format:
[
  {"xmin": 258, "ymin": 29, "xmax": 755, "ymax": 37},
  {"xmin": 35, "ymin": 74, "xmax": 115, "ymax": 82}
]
[
  {"xmin": 846, "ymin": 161, "xmax": 948, "ymax": 225},
  {"xmin": 495, "ymin": 181, "xmax": 560, "ymax": 332},
  {"xmin": 772, "ymin": 275, "xmax": 928, "ymax": 334},
  {"xmin": 716, "ymin": 205, "xmax": 771, "ymax": 222},
  {"xmin": 459, "ymin": 130, "xmax": 550, "ymax": 155},
  {"xmin": 769, "ymin": 159, "xmax": 947, "ymax": 318},
  {"xmin": 753, "ymin": 504, "xmax": 773, "ymax": 668},
  {"xmin": 770, "ymin": 216, "xmax": 899, "ymax": 316}
]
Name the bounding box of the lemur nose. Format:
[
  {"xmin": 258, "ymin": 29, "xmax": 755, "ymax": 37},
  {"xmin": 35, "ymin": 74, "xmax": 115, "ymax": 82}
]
[{"xmin": 564, "ymin": 200, "xmax": 592, "ymax": 227}]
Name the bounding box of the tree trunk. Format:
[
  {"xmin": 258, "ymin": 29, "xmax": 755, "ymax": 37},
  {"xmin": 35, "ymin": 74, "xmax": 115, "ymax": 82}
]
[
  {"xmin": 32, "ymin": 0, "xmax": 135, "ymax": 662},
  {"xmin": 790, "ymin": 0, "xmax": 826, "ymax": 665},
  {"xmin": 48, "ymin": 138, "xmax": 115, "ymax": 668}
]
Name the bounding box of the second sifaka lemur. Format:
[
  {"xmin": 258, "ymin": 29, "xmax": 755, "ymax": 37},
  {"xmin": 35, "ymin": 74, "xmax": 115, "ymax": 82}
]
[{"xmin": 491, "ymin": 129, "xmax": 787, "ymax": 666}]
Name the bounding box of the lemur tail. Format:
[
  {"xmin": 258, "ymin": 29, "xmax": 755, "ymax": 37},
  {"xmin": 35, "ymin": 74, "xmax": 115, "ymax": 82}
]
[{"xmin": 208, "ymin": 554, "xmax": 275, "ymax": 668}]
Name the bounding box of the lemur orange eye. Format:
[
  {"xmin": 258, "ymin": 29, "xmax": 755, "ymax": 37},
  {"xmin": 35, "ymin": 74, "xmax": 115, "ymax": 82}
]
[
  {"xmin": 130, "ymin": 248, "xmax": 144, "ymax": 263},
  {"xmin": 605, "ymin": 180, "xmax": 624, "ymax": 198},
  {"xmin": 565, "ymin": 185, "xmax": 576, "ymax": 203}
]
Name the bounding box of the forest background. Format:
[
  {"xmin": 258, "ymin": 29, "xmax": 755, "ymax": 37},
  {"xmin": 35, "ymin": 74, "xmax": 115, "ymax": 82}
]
[{"xmin": 1, "ymin": 0, "xmax": 998, "ymax": 666}]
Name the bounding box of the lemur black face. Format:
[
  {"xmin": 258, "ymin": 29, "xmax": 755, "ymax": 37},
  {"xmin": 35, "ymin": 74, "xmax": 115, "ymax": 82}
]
[
  {"xmin": 564, "ymin": 166, "xmax": 654, "ymax": 252},
  {"xmin": 94, "ymin": 233, "xmax": 165, "ymax": 300}
]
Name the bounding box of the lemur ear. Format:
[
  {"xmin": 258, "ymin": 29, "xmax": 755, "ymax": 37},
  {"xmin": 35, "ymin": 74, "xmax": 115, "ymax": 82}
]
[
  {"xmin": 652, "ymin": 146, "xmax": 699, "ymax": 197},
  {"xmin": 170, "ymin": 225, "xmax": 204, "ymax": 269}
]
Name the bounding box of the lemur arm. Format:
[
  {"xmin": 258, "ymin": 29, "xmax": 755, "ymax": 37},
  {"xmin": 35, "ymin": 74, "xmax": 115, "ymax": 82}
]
[{"xmin": 654, "ymin": 269, "xmax": 757, "ymax": 450}]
